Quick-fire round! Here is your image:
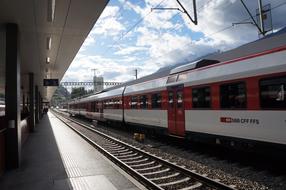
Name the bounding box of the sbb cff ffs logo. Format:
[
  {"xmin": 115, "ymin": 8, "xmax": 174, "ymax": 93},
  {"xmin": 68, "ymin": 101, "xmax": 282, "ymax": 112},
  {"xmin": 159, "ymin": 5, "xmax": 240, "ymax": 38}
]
[{"xmin": 220, "ymin": 117, "xmax": 259, "ymax": 125}]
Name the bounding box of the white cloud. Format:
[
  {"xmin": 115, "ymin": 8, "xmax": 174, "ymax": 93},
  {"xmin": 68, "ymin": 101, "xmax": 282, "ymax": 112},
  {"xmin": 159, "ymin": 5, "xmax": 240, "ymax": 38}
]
[
  {"xmin": 63, "ymin": 0, "xmax": 286, "ymax": 86},
  {"xmin": 62, "ymin": 53, "xmax": 138, "ymax": 83},
  {"xmin": 91, "ymin": 6, "xmax": 125, "ymax": 36},
  {"xmin": 115, "ymin": 46, "xmax": 147, "ymax": 55}
]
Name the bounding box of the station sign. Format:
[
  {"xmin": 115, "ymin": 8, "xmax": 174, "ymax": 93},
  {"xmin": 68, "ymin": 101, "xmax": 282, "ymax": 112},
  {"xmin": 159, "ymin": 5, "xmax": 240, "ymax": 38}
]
[{"xmin": 43, "ymin": 79, "xmax": 59, "ymax": 86}]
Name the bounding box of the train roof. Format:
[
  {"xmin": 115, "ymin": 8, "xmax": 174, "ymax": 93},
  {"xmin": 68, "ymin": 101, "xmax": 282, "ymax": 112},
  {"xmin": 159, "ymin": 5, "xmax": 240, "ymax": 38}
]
[
  {"xmin": 207, "ymin": 27, "xmax": 286, "ymax": 62},
  {"xmin": 69, "ymin": 86, "xmax": 125, "ymax": 104},
  {"xmin": 124, "ymin": 76, "xmax": 168, "ymax": 95},
  {"xmin": 170, "ymin": 59, "xmax": 220, "ymax": 75},
  {"xmin": 68, "ymin": 26, "xmax": 286, "ymax": 104},
  {"xmin": 105, "ymin": 27, "xmax": 286, "ymax": 91}
]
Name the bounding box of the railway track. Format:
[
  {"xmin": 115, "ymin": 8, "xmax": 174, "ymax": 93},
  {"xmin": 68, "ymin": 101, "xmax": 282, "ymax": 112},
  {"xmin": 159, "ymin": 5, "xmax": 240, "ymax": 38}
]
[{"xmin": 52, "ymin": 110, "xmax": 235, "ymax": 190}]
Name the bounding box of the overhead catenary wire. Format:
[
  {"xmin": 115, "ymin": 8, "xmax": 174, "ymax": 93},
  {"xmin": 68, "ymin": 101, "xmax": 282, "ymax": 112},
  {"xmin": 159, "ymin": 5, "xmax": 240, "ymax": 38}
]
[
  {"xmin": 102, "ymin": 0, "xmax": 215, "ymax": 59},
  {"xmin": 99, "ymin": 0, "xmax": 286, "ymax": 79},
  {"xmin": 136, "ymin": 0, "xmax": 286, "ymax": 69},
  {"xmin": 207, "ymin": 0, "xmax": 286, "ymax": 38},
  {"xmin": 112, "ymin": 0, "xmax": 128, "ymax": 20},
  {"xmin": 101, "ymin": 0, "xmax": 168, "ymax": 57}
]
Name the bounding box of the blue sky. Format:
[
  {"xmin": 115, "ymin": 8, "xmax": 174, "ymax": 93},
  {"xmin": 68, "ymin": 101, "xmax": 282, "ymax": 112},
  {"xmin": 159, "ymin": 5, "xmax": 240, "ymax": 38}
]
[{"xmin": 62, "ymin": 0, "xmax": 286, "ymax": 85}]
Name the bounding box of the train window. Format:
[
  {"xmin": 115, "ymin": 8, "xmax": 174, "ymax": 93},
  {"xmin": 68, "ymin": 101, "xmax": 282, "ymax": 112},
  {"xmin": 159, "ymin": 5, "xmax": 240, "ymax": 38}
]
[
  {"xmin": 118, "ymin": 99, "xmax": 122, "ymax": 109},
  {"xmin": 111, "ymin": 99, "xmax": 115, "ymax": 109},
  {"xmin": 116, "ymin": 99, "xmax": 121, "ymax": 109},
  {"xmin": 131, "ymin": 96, "xmax": 138, "ymax": 109},
  {"xmin": 177, "ymin": 90, "xmax": 183, "ymax": 108},
  {"xmin": 168, "ymin": 92, "xmax": 174, "ymax": 108},
  {"xmin": 260, "ymin": 76, "xmax": 286, "ymax": 109},
  {"xmin": 192, "ymin": 87, "xmax": 211, "ymax": 108},
  {"xmin": 91, "ymin": 102, "xmax": 95, "ymax": 112},
  {"xmin": 167, "ymin": 75, "xmax": 178, "ymax": 83},
  {"xmin": 140, "ymin": 95, "xmax": 148, "ymax": 109},
  {"xmin": 151, "ymin": 93, "xmax": 161, "ymax": 109},
  {"xmin": 114, "ymin": 99, "xmax": 119, "ymax": 109},
  {"xmin": 220, "ymin": 82, "xmax": 246, "ymax": 109},
  {"xmin": 109, "ymin": 99, "xmax": 114, "ymax": 109},
  {"xmin": 95, "ymin": 102, "xmax": 99, "ymax": 112},
  {"xmin": 104, "ymin": 100, "xmax": 112, "ymax": 109}
]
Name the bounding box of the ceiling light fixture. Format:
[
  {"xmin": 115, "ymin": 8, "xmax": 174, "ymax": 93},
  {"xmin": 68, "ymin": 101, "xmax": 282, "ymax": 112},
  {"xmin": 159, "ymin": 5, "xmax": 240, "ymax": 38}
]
[
  {"xmin": 47, "ymin": 37, "xmax": 52, "ymax": 50},
  {"xmin": 46, "ymin": 57, "xmax": 50, "ymax": 64},
  {"xmin": 47, "ymin": 0, "xmax": 56, "ymax": 22}
]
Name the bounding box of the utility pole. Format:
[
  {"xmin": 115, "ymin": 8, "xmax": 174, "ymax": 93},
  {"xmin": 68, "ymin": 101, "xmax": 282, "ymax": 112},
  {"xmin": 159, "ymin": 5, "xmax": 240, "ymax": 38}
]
[
  {"xmin": 239, "ymin": 0, "xmax": 266, "ymax": 36},
  {"xmin": 258, "ymin": 0, "xmax": 265, "ymax": 36},
  {"xmin": 91, "ymin": 68, "xmax": 97, "ymax": 77},
  {"xmin": 151, "ymin": 0, "xmax": 198, "ymax": 26},
  {"xmin": 135, "ymin": 69, "xmax": 138, "ymax": 80}
]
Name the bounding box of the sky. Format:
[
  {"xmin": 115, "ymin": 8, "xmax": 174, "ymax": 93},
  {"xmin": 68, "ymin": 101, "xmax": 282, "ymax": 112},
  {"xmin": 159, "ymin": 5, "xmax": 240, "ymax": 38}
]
[{"xmin": 61, "ymin": 0, "xmax": 286, "ymax": 85}]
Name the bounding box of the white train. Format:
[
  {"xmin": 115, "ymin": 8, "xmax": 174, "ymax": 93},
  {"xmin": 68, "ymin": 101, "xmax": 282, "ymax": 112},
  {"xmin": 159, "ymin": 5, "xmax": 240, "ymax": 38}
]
[{"xmin": 68, "ymin": 28, "xmax": 286, "ymax": 151}]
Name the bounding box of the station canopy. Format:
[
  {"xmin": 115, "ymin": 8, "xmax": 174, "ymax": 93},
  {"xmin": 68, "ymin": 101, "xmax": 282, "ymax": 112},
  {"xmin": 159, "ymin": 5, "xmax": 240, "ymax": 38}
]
[{"xmin": 0, "ymin": 0, "xmax": 108, "ymax": 101}]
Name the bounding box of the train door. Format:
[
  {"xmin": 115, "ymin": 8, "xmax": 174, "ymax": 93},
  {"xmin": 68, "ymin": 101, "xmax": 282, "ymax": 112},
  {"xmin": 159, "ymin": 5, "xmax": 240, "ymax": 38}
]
[{"xmin": 167, "ymin": 85, "xmax": 185, "ymax": 136}]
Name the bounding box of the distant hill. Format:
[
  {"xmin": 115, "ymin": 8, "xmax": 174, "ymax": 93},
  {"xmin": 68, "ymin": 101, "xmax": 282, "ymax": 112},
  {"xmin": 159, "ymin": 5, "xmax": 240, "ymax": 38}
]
[{"xmin": 51, "ymin": 85, "xmax": 70, "ymax": 107}]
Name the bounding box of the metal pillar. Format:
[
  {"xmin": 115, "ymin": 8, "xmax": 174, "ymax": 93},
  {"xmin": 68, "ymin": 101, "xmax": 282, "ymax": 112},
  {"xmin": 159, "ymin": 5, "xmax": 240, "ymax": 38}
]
[
  {"xmin": 5, "ymin": 23, "xmax": 21, "ymax": 169},
  {"xmin": 22, "ymin": 94, "xmax": 25, "ymax": 108},
  {"xmin": 35, "ymin": 85, "xmax": 39, "ymax": 124},
  {"xmin": 39, "ymin": 93, "xmax": 43, "ymax": 119},
  {"xmin": 29, "ymin": 73, "xmax": 35, "ymax": 132},
  {"xmin": 258, "ymin": 0, "xmax": 265, "ymax": 36}
]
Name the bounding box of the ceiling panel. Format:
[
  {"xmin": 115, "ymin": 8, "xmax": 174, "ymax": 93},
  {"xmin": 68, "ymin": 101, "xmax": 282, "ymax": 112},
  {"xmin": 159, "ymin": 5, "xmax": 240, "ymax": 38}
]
[{"xmin": 0, "ymin": 0, "xmax": 108, "ymax": 101}]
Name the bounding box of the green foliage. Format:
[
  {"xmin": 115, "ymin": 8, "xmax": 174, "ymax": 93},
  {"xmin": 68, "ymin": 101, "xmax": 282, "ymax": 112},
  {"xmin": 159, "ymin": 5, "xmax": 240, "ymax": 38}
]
[
  {"xmin": 71, "ymin": 87, "xmax": 86, "ymax": 99},
  {"xmin": 51, "ymin": 85, "xmax": 70, "ymax": 107}
]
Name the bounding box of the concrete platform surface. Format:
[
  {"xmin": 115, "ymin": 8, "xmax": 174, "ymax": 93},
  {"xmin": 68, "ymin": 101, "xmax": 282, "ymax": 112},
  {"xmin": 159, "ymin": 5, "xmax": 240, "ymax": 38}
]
[{"xmin": 0, "ymin": 112, "xmax": 143, "ymax": 190}]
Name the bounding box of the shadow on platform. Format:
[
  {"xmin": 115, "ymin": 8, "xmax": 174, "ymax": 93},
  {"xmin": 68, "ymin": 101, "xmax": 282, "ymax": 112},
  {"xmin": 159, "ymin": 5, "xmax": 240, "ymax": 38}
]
[{"xmin": 0, "ymin": 114, "xmax": 70, "ymax": 190}]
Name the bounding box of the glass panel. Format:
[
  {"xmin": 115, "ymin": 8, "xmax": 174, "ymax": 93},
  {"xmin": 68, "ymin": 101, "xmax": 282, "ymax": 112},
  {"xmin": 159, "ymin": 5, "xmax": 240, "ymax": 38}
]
[
  {"xmin": 192, "ymin": 87, "xmax": 211, "ymax": 108},
  {"xmin": 220, "ymin": 82, "xmax": 246, "ymax": 109},
  {"xmin": 260, "ymin": 76, "xmax": 286, "ymax": 109},
  {"xmin": 140, "ymin": 95, "xmax": 148, "ymax": 109},
  {"xmin": 131, "ymin": 96, "xmax": 138, "ymax": 109},
  {"xmin": 177, "ymin": 91, "xmax": 183, "ymax": 108},
  {"xmin": 168, "ymin": 92, "xmax": 174, "ymax": 108},
  {"xmin": 151, "ymin": 93, "xmax": 161, "ymax": 109}
]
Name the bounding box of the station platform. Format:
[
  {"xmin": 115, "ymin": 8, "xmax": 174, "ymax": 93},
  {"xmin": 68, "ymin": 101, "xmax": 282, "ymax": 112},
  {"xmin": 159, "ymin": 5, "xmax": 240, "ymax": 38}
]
[{"xmin": 0, "ymin": 112, "xmax": 143, "ymax": 190}]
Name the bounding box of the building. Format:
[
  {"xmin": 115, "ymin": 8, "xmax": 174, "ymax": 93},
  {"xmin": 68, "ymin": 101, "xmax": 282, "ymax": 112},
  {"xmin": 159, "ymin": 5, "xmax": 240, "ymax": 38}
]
[{"xmin": 93, "ymin": 75, "xmax": 104, "ymax": 92}]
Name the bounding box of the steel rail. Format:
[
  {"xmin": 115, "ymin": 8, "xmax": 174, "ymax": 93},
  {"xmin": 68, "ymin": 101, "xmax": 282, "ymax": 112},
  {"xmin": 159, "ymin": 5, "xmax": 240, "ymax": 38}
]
[
  {"xmin": 52, "ymin": 110, "xmax": 163, "ymax": 190},
  {"xmin": 52, "ymin": 110, "xmax": 236, "ymax": 190}
]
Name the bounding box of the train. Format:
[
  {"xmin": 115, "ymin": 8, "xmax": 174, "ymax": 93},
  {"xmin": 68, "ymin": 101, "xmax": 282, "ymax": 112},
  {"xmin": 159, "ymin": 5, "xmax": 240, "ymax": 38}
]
[{"xmin": 67, "ymin": 28, "xmax": 286, "ymax": 152}]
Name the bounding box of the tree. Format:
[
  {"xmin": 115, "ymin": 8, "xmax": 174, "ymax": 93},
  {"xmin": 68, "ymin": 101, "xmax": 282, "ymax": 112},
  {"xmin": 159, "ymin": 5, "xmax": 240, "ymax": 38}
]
[
  {"xmin": 51, "ymin": 85, "xmax": 70, "ymax": 107},
  {"xmin": 70, "ymin": 87, "xmax": 86, "ymax": 99}
]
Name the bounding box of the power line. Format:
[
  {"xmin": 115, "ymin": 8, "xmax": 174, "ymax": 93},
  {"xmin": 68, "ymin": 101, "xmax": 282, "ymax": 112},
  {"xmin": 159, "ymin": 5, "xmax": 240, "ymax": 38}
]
[
  {"xmin": 116, "ymin": 0, "xmax": 128, "ymax": 18},
  {"xmin": 102, "ymin": 0, "xmax": 167, "ymax": 57},
  {"xmin": 102, "ymin": 0, "xmax": 210, "ymax": 58},
  {"xmin": 138, "ymin": 1, "xmax": 286, "ymax": 68},
  {"xmin": 100, "ymin": 0, "xmax": 286, "ymax": 75},
  {"xmin": 207, "ymin": 1, "xmax": 286, "ymax": 38}
]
